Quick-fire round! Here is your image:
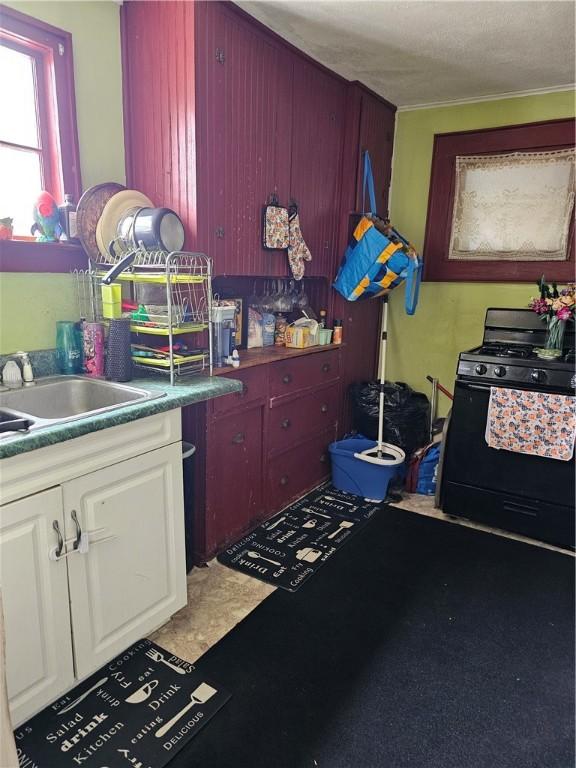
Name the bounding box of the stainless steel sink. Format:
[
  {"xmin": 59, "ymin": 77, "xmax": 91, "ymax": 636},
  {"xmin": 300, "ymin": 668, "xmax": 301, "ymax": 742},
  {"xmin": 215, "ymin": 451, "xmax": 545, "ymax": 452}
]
[{"xmin": 0, "ymin": 376, "xmax": 164, "ymax": 436}]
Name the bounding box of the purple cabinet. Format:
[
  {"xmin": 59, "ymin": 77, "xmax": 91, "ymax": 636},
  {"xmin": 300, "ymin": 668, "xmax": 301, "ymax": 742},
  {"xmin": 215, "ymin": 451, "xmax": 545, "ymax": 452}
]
[
  {"xmin": 121, "ymin": 1, "xmax": 198, "ymax": 245},
  {"xmin": 289, "ymin": 58, "xmax": 347, "ymax": 278},
  {"xmin": 331, "ymin": 83, "xmax": 397, "ymax": 433},
  {"xmin": 195, "ymin": 2, "xmax": 293, "ymax": 275},
  {"xmin": 354, "ymin": 87, "xmax": 396, "ymax": 217}
]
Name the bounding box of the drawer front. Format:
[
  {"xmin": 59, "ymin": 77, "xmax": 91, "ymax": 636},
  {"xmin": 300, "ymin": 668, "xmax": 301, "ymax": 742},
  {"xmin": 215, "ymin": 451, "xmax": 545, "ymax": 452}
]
[
  {"xmin": 267, "ymin": 426, "xmax": 335, "ymax": 515},
  {"xmin": 212, "ymin": 367, "xmax": 268, "ymax": 415},
  {"xmin": 269, "ymin": 349, "xmax": 340, "ymax": 400},
  {"xmin": 443, "ymin": 481, "xmax": 575, "ymax": 550},
  {"xmin": 268, "ymin": 384, "xmax": 339, "ymax": 455}
]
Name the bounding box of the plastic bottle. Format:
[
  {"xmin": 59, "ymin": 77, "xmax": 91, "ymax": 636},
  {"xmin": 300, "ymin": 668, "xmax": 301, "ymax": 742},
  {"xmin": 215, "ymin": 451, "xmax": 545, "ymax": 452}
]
[
  {"xmin": 333, "ymin": 319, "xmax": 343, "ymax": 344},
  {"xmin": 274, "ymin": 314, "xmax": 288, "ymax": 346},
  {"xmin": 319, "ymin": 309, "xmax": 327, "ymax": 328},
  {"xmin": 59, "ymin": 194, "xmax": 78, "ymax": 242}
]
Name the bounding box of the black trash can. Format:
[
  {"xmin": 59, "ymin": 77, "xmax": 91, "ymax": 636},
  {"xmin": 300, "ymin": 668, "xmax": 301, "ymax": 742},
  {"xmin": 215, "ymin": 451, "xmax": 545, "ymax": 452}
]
[{"xmin": 182, "ymin": 441, "xmax": 196, "ymax": 573}]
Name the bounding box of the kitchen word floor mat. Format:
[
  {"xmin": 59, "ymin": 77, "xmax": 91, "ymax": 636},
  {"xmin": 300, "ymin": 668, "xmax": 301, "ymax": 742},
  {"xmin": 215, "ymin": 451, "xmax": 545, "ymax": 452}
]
[
  {"xmin": 217, "ymin": 483, "xmax": 381, "ymax": 591},
  {"xmin": 14, "ymin": 639, "xmax": 230, "ymax": 768}
]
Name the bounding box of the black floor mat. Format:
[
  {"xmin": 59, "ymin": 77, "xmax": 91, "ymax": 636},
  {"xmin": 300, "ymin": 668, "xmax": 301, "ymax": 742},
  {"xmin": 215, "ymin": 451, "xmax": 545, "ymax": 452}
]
[
  {"xmin": 14, "ymin": 639, "xmax": 230, "ymax": 768},
  {"xmin": 177, "ymin": 507, "xmax": 574, "ymax": 768},
  {"xmin": 218, "ymin": 482, "xmax": 381, "ymax": 590}
]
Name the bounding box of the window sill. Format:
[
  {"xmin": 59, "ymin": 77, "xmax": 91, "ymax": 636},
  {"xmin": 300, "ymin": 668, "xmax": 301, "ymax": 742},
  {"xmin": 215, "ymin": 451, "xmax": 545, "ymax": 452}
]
[{"xmin": 0, "ymin": 239, "xmax": 88, "ymax": 273}]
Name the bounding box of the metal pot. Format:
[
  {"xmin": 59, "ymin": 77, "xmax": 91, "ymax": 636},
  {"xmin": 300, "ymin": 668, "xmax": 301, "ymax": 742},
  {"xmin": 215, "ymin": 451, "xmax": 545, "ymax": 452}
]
[{"xmin": 132, "ymin": 207, "xmax": 185, "ymax": 252}]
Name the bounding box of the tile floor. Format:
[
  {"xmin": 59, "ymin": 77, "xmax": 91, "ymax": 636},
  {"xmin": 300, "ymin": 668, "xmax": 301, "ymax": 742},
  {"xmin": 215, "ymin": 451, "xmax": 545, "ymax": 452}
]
[{"xmin": 151, "ymin": 494, "xmax": 574, "ymax": 663}]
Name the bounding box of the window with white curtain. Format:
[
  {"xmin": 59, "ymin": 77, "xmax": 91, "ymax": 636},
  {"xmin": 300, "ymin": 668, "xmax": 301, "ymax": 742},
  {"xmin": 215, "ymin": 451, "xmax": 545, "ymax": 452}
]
[{"xmin": 448, "ymin": 149, "xmax": 575, "ymax": 261}]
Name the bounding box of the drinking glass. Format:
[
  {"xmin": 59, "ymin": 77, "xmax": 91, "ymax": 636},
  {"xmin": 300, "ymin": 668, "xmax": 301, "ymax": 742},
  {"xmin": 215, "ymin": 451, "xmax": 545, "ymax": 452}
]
[{"xmin": 56, "ymin": 321, "xmax": 83, "ymax": 374}]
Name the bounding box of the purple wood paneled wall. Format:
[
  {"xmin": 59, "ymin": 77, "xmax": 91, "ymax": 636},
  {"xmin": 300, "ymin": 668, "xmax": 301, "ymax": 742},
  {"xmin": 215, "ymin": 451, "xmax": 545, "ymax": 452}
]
[
  {"xmin": 290, "ymin": 57, "xmax": 347, "ymax": 278},
  {"xmin": 194, "ymin": 2, "xmax": 293, "ymax": 275},
  {"xmin": 354, "ymin": 86, "xmax": 396, "ymax": 217},
  {"xmin": 121, "ymin": 1, "xmax": 392, "ymax": 283},
  {"xmin": 122, "ymin": 1, "xmax": 198, "ymax": 245},
  {"xmin": 121, "ymin": 0, "xmax": 397, "ymax": 433}
]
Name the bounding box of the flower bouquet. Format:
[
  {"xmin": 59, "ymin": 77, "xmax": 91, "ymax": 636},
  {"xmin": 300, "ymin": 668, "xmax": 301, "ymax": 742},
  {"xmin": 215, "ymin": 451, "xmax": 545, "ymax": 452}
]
[{"xmin": 529, "ymin": 276, "xmax": 575, "ymax": 359}]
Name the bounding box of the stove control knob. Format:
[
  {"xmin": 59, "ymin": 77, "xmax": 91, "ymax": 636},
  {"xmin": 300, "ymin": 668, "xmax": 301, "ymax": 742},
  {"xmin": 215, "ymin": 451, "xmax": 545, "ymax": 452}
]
[
  {"xmin": 531, "ymin": 369, "xmax": 547, "ymax": 384},
  {"xmin": 475, "ymin": 364, "xmax": 487, "ymax": 375},
  {"xmin": 494, "ymin": 366, "xmax": 507, "ymax": 378}
]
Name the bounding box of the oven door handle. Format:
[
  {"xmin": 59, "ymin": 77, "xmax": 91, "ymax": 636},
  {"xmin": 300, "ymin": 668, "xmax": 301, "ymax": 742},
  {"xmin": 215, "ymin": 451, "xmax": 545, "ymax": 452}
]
[{"xmin": 458, "ymin": 382, "xmax": 493, "ymax": 392}]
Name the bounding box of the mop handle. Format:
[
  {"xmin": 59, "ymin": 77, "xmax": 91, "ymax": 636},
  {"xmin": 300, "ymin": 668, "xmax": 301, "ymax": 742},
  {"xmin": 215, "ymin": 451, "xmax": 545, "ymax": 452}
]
[{"xmin": 377, "ymin": 297, "xmax": 388, "ymax": 455}]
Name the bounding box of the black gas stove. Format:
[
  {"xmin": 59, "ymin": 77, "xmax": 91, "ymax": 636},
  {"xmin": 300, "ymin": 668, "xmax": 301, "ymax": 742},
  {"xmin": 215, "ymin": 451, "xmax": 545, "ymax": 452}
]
[
  {"xmin": 441, "ymin": 308, "xmax": 575, "ymax": 550},
  {"xmin": 457, "ymin": 308, "xmax": 574, "ymax": 392}
]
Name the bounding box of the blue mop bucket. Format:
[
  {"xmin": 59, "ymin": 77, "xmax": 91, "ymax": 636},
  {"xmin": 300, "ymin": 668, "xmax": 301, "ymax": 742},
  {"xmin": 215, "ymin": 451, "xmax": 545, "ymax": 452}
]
[{"xmin": 329, "ymin": 437, "xmax": 405, "ymax": 501}]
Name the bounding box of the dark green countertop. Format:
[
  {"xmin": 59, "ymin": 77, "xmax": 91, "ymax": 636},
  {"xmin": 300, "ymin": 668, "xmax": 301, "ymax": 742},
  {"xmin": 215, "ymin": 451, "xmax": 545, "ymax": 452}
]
[{"xmin": 0, "ymin": 375, "xmax": 242, "ymax": 460}]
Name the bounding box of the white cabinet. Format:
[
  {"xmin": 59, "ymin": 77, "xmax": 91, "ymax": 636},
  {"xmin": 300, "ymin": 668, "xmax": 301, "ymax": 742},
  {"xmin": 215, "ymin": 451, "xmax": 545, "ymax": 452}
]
[
  {"xmin": 0, "ymin": 488, "xmax": 75, "ymax": 726},
  {"xmin": 65, "ymin": 443, "xmax": 186, "ymax": 678},
  {"xmin": 0, "ymin": 424, "xmax": 187, "ymax": 726}
]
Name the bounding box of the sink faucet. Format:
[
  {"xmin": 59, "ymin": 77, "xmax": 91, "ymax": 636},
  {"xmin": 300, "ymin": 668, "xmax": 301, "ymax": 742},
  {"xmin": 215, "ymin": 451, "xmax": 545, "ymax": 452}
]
[{"xmin": 1, "ymin": 352, "xmax": 34, "ymax": 388}]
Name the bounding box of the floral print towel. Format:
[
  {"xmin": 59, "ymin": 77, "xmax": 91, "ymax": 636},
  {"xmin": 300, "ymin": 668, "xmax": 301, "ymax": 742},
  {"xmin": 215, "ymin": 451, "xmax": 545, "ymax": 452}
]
[{"xmin": 485, "ymin": 387, "xmax": 576, "ymax": 461}]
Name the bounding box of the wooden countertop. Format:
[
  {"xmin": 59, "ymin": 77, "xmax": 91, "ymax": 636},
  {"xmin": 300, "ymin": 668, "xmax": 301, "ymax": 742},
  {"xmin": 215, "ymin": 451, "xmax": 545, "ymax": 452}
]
[{"xmin": 211, "ymin": 343, "xmax": 343, "ymax": 375}]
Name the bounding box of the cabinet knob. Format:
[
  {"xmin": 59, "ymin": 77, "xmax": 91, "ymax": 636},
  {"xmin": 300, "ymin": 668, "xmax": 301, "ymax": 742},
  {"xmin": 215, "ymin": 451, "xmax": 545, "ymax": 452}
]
[
  {"xmin": 232, "ymin": 432, "xmax": 245, "ymax": 444},
  {"xmin": 320, "ymin": 404, "xmax": 328, "ymax": 413},
  {"xmin": 241, "ymin": 383, "xmax": 249, "ymax": 397},
  {"xmin": 280, "ymin": 475, "xmax": 289, "ymax": 486},
  {"xmin": 281, "ymin": 418, "xmax": 291, "ymax": 430},
  {"xmin": 320, "ymin": 454, "xmax": 327, "ymax": 463},
  {"xmin": 322, "ymin": 363, "xmax": 331, "ymax": 373},
  {"xmin": 282, "ymin": 373, "xmax": 292, "ymax": 384}
]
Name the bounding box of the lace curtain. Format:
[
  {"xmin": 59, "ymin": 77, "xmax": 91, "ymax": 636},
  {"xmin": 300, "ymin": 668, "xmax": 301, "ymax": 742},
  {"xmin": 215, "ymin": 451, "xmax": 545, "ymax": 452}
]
[{"xmin": 448, "ymin": 148, "xmax": 575, "ymax": 261}]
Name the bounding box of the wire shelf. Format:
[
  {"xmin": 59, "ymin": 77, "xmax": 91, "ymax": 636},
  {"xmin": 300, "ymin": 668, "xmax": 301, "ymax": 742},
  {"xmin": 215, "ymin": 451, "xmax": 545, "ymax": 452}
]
[{"xmin": 73, "ymin": 251, "xmax": 213, "ymax": 383}]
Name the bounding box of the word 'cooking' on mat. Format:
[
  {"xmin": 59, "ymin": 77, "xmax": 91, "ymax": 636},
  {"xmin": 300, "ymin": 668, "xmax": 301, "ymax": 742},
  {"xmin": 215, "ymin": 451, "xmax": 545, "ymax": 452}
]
[{"xmin": 218, "ymin": 482, "xmax": 382, "ymax": 591}]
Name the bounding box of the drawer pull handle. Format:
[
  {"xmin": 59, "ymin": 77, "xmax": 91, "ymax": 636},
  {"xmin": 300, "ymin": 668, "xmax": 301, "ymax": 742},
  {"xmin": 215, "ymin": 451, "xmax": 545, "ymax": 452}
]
[
  {"xmin": 281, "ymin": 418, "xmax": 291, "ymax": 429},
  {"xmin": 282, "ymin": 373, "xmax": 292, "ymax": 384},
  {"xmin": 232, "ymin": 432, "xmax": 245, "ymax": 445},
  {"xmin": 322, "ymin": 363, "xmax": 331, "ymax": 373},
  {"xmin": 320, "ymin": 404, "xmax": 328, "ymax": 413},
  {"xmin": 320, "ymin": 454, "xmax": 327, "ymax": 463},
  {"xmin": 280, "ymin": 475, "xmax": 289, "ymax": 486},
  {"xmin": 52, "ymin": 520, "xmax": 64, "ymax": 558}
]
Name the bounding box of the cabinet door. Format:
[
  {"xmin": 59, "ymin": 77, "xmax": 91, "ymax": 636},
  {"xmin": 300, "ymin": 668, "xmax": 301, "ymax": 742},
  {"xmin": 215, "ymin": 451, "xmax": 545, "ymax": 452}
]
[
  {"xmin": 197, "ymin": 3, "xmax": 293, "ymax": 276},
  {"xmin": 205, "ymin": 404, "xmax": 264, "ymax": 555},
  {"xmin": 355, "ymin": 92, "xmax": 396, "ymax": 216},
  {"xmin": 0, "ymin": 488, "xmax": 74, "ymax": 726},
  {"xmin": 290, "ymin": 58, "xmax": 346, "ymax": 277},
  {"xmin": 64, "ymin": 444, "xmax": 186, "ymax": 679}
]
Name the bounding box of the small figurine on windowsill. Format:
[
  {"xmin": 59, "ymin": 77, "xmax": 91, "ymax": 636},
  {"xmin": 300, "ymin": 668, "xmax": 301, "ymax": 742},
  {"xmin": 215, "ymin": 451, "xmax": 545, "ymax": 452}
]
[
  {"xmin": 31, "ymin": 191, "xmax": 63, "ymax": 242},
  {"xmin": 0, "ymin": 217, "xmax": 13, "ymax": 240}
]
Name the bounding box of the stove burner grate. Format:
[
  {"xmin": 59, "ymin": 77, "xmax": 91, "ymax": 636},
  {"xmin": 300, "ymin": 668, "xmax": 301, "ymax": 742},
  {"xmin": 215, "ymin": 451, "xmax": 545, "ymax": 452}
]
[{"xmin": 478, "ymin": 343, "xmax": 533, "ymax": 359}]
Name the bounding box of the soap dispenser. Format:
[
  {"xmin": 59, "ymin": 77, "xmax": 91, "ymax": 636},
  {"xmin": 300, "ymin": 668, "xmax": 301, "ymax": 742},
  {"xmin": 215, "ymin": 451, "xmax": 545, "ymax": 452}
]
[{"xmin": 17, "ymin": 352, "xmax": 34, "ymax": 385}]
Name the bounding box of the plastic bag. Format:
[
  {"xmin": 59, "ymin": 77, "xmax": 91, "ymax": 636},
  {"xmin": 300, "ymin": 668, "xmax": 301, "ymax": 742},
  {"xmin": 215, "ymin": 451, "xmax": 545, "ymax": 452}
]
[
  {"xmin": 247, "ymin": 308, "xmax": 263, "ymax": 348},
  {"xmin": 351, "ymin": 380, "xmax": 430, "ymax": 458}
]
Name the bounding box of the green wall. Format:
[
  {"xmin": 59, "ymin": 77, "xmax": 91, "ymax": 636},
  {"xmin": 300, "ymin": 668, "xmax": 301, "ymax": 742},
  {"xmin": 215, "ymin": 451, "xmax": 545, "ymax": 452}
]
[
  {"xmin": 387, "ymin": 91, "xmax": 575, "ymax": 415},
  {"xmin": 0, "ymin": 1, "xmax": 125, "ymax": 354}
]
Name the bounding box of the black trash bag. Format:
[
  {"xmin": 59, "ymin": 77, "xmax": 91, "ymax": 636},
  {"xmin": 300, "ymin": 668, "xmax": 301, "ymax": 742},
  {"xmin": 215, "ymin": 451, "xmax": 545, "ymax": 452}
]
[{"xmin": 351, "ymin": 380, "xmax": 430, "ymax": 458}]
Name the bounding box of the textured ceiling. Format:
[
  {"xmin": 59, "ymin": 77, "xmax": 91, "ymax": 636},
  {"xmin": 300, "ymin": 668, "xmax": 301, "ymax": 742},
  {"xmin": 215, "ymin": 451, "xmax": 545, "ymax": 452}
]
[{"xmin": 235, "ymin": 1, "xmax": 575, "ymax": 107}]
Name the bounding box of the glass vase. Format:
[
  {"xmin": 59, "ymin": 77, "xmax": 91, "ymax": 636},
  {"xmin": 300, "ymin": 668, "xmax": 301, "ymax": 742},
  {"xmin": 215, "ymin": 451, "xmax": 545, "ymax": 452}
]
[{"xmin": 545, "ymin": 316, "xmax": 566, "ymax": 353}]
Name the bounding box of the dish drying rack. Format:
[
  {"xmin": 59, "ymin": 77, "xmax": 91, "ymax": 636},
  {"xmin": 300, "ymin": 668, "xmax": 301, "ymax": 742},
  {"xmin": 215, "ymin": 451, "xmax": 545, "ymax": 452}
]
[{"xmin": 74, "ymin": 250, "xmax": 213, "ymax": 384}]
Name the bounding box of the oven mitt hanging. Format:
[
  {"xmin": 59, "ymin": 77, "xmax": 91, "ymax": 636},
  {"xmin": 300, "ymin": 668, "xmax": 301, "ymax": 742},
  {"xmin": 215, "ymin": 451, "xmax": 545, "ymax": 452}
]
[
  {"xmin": 287, "ymin": 203, "xmax": 312, "ymax": 280},
  {"xmin": 262, "ymin": 194, "xmax": 289, "ymax": 250}
]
